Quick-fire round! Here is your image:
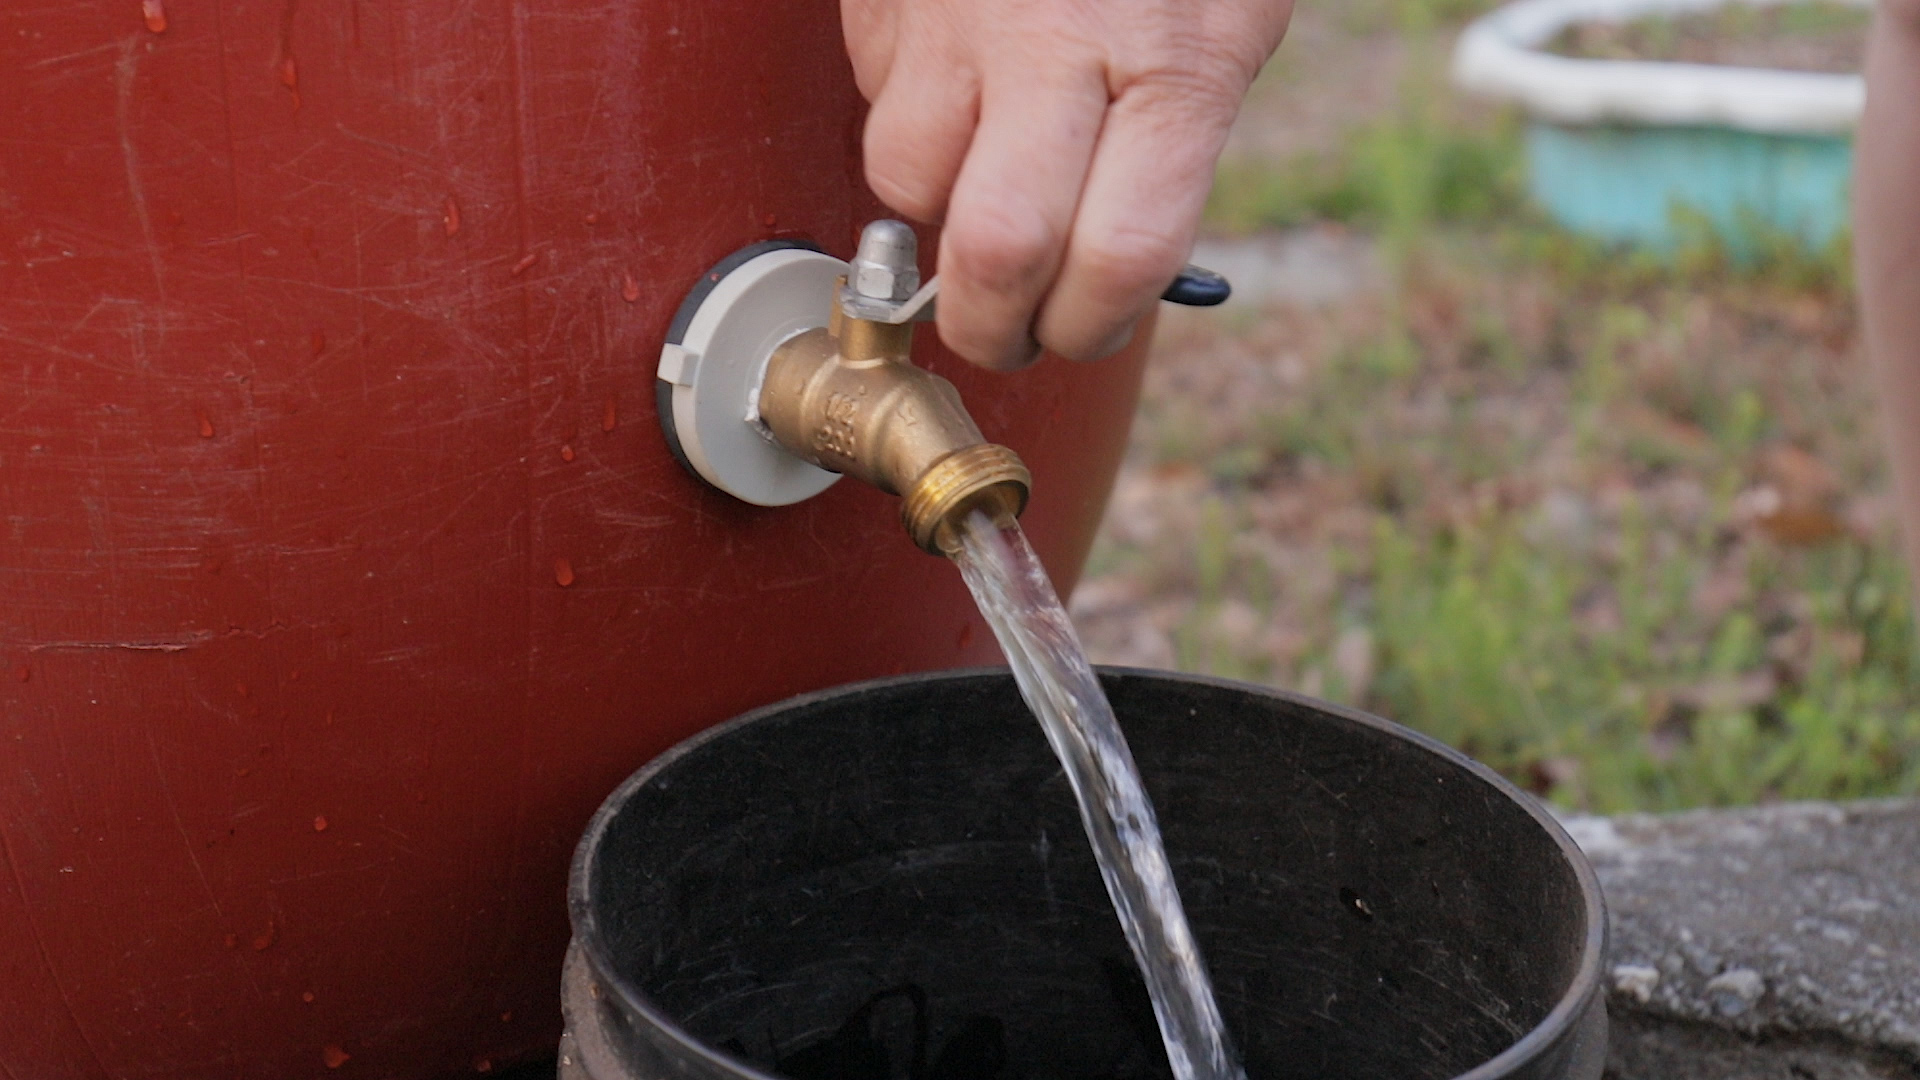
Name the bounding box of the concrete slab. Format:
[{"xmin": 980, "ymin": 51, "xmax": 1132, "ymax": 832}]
[
  {"xmin": 1561, "ymin": 800, "xmax": 1920, "ymax": 1075},
  {"xmin": 1606, "ymin": 1012, "xmax": 1913, "ymax": 1080}
]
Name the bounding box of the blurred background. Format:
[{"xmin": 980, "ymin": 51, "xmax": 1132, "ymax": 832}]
[{"xmin": 1071, "ymin": 0, "xmax": 1913, "ymax": 814}]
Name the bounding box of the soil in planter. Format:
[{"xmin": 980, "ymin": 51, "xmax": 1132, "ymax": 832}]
[{"xmin": 1546, "ymin": 1, "xmax": 1868, "ymax": 74}]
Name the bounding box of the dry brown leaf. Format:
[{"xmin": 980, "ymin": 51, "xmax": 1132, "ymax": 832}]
[
  {"xmin": 1756, "ymin": 505, "xmax": 1849, "ymax": 547},
  {"xmin": 1526, "ymin": 756, "xmax": 1582, "ymax": 796},
  {"xmin": 1760, "ymin": 443, "xmax": 1841, "ymax": 507},
  {"xmin": 1624, "ymin": 404, "xmax": 1713, "ymax": 456},
  {"xmin": 1670, "ymin": 671, "xmax": 1779, "ymax": 712},
  {"xmin": 1691, "ymin": 562, "xmax": 1749, "ymax": 622},
  {"xmin": 1738, "ymin": 445, "xmax": 1851, "ymax": 546}
]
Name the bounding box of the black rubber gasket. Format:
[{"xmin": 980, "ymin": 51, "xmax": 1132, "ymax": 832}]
[{"xmin": 655, "ymin": 239, "xmax": 825, "ymax": 483}]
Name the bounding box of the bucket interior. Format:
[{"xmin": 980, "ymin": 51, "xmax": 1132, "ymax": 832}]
[{"xmin": 577, "ymin": 671, "xmax": 1597, "ymax": 1080}]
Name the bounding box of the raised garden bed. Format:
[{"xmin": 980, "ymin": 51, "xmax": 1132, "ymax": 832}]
[
  {"xmin": 1453, "ymin": 0, "xmax": 1868, "ymax": 253},
  {"xmin": 1546, "ymin": 1, "xmax": 1867, "ymax": 73}
]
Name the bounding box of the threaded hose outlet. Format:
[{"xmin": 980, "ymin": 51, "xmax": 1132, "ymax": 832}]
[{"xmin": 900, "ymin": 444, "xmax": 1032, "ymax": 556}]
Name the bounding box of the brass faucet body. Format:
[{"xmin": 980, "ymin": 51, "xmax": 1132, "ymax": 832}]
[{"xmin": 758, "ymin": 281, "xmax": 1030, "ymax": 554}]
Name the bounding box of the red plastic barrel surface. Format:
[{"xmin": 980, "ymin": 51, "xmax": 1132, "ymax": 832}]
[{"xmin": 0, "ymin": 3, "xmax": 1146, "ymax": 1077}]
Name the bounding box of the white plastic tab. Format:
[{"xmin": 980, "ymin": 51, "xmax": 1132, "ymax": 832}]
[
  {"xmin": 658, "ymin": 247, "xmax": 846, "ymax": 507},
  {"xmin": 658, "ymin": 343, "xmax": 700, "ymax": 387}
]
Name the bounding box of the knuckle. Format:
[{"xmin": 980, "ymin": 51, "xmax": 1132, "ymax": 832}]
[
  {"xmin": 943, "ymin": 202, "xmax": 1061, "ymax": 293},
  {"xmin": 1115, "ymin": 30, "xmax": 1260, "ymax": 109},
  {"xmin": 1125, "ymin": 64, "xmax": 1247, "ymax": 123}
]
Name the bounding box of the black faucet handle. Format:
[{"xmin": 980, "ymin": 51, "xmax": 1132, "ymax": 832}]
[{"xmin": 1161, "ymin": 264, "xmax": 1231, "ymax": 307}]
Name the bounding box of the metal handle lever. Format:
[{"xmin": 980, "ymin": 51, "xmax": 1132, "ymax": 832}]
[{"xmin": 868, "ymin": 263, "xmax": 1233, "ymax": 325}]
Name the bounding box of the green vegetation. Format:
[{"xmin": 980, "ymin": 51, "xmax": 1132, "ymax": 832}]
[
  {"xmin": 1108, "ymin": 249, "xmax": 1918, "ymax": 812},
  {"xmin": 1338, "ymin": 0, "xmax": 1500, "ymax": 35},
  {"xmin": 1208, "ymin": 115, "xmax": 1524, "ymax": 235},
  {"xmin": 1079, "ymin": 16, "xmax": 1913, "ymax": 814},
  {"xmin": 1209, "ymin": 60, "xmax": 1853, "ymax": 288}
]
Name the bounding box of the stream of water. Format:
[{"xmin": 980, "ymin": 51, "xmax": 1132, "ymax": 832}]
[{"xmin": 951, "ymin": 510, "xmax": 1244, "ymax": 1080}]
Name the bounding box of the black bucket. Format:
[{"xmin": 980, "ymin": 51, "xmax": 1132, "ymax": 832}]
[{"xmin": 561, "ymin": 669, "xmax": 1606, "ymax": 1080}]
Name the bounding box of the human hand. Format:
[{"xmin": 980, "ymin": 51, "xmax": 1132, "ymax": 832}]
[{"xmin": 842, "ymin": 0, "xmax": 1293, "ymax": 370}]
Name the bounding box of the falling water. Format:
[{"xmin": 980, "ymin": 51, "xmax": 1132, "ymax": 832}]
[{"xmin": 951, "ymin": 509, "xmax": 1244, "ymax": 1080}]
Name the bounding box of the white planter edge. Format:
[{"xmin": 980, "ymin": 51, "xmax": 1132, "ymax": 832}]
[{"xmin": 1451, "ymin": 0, "xmax": 1867, "ymax": 136}]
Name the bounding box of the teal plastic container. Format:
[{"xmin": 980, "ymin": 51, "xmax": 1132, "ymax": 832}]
[{"xmin": 1525, "ymin": 121, "xmax": 1853, "ymax": 252}]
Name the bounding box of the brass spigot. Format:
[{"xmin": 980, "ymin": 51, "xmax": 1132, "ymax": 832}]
[
  {"xmin": 659, "ymin": 220, "xmax": 1227, "ymax": 548},
  {"xmin": 757, "ymin": 222, "xmax": 1030, "ymax": 555}
]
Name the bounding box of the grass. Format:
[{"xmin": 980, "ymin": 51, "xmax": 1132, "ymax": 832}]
[
  {"xmin": 1337, "ymin": 0, "xmax": 1501, "ymax": 35},
  {"xmin": 1362, "ymin": 488, "xmax": 1918, "ymax": 810},
  {"xmin": 1074, "ymin": 22, "xmax": 1917, "ymax": 814},
  {"xmin": 1207, "ymin": 105, "xmax": 1525, "ymax": 236}
]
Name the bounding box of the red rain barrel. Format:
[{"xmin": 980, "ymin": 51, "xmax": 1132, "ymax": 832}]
[{"xmin": 0, "ymin": 3, "xmax": 1146, "ymax": 1077}]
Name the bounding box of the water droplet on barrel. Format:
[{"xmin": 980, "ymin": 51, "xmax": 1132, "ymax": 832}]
[
  {"xmin": 511, "ymin": 252, "xmax": 539, "ymax": 276},
  {"xmin": 322, "ymin": 1045, "xmax": 350, "ymax": 1069},
  {"xmin": 278, "ymin": 56, "xmax": 301, "ymax": 110},
  {"xmin": 199, "ymin": 415, "xmax": 215, "ymax": 438},
  {"xmin": 559, "ymin": 444, "xmax": 575, "ymax": 463},
  {"xmin": 312, "ymin": 815, "xmax": 328, "ymax": 832},
  {"xmin": 601, "ymin": 397, "xmax": 617, "ymax": 432},
  {"xmin": 142, "ymin": 0, "xmax": 167, "ymax": 33},
  {"xmin": 553, "ymin": 558, "xmax": 575, "ymax": 588},
  {"xmin": 443, "ymin": 196, "xmax": 461, "ymax": 237},
  {"xmin": 620, "ymin": 273, "xmax": 640, "ymax": 303}
]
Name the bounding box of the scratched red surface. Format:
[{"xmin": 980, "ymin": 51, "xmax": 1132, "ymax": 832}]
[{"xmin": 0, "ymin": 2, "xmax": 1146, "ymax": 1077}]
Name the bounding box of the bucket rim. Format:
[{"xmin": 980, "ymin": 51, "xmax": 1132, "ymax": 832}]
[{"xmin": 567, "ymin": 665, "xmax": 1608, "ymax": 1080}]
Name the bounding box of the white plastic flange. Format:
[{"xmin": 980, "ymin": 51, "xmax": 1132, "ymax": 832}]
[{"xmin": 658, "ymin": 247, "xmax": 847, "ymax": 507}]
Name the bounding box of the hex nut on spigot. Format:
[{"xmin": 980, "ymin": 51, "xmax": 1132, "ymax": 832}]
[
  {"xmin": 855, "ymin": 263, "xmax": 916, "ymax": 302},
  {"xmin": 848, "ymin": 220, "xmax": 921, "ymax": 303}
]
